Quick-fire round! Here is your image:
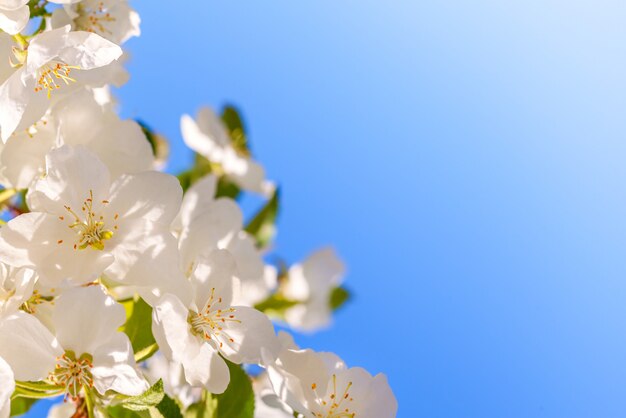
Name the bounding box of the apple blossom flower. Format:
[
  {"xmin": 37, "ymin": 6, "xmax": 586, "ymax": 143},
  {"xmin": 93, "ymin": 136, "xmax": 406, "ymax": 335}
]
[
  {"xmin": 175, "ymin": 174, "xmax": 273, "ymax": 306},
  {"xmin": 282, "ymin": 247, "xmax": 346, "ymax": 332},
  {"xmin": 0, "ymin": 25, "xmax": 123, "ymax": 141},
  {"xmin": 0, "ymin": 285, "xmax": 148, "ymax": 401},
  {"xmin": 0, "ymin": 89, "xmax": 154, "ymax": 190},
  {"xmin": 0, "ymin": 145, "xmax": 188, "ymax": 305},
  {"xmin": 152, "ymin": 249, "xmax": 279, "ymax": 394},
  {"xmin": 0, "ymin": 0, "xmax": 29, "ymax": 35},
  {"xmin": 0, "ymin": 356, "xmax": 13, "ymax": 418},
  {"xmin": 51, "ymin": 0, "xmax": 140, "ymax": 45},
  {"xmin": 181, "ymin": 107, "xmax": 275, "ymax": 196},
  {"xmin": 267, "ymin": 333, "xmax": 397, "ymax": 418}
]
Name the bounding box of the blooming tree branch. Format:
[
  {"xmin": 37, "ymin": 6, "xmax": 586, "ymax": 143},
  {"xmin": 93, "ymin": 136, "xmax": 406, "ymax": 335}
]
[{"xmin": 0, "ymin": 1, "xmax": 398, "ymax": 417}]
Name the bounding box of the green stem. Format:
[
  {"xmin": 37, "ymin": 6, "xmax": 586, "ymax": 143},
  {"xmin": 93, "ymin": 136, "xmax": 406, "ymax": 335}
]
[
  {"xmin": 84, "ymin": 388, "xmax": 96, "ymax": 418},
  {"xmin": 15, "ymin": 381, "xmax": 60, "ymax": 392}
]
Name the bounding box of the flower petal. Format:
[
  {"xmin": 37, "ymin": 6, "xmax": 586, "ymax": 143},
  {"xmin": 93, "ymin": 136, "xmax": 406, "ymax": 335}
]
[
  {"xmin": 52, "ymin": 285, "xmax": 126, "ymax": 356},
  {"xmin": 0, "ymin": 311, "xmax": 59, "ymax": 381},
  {"xmin": 92, "ymin": 333, "xmax": 148, "ymax": 396}
]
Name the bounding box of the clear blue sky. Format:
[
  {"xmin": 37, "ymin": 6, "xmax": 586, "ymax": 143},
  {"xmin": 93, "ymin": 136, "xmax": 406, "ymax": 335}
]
[{"xmin": 28, "ymin": 1, "xmax": 626, "ymax": 417}]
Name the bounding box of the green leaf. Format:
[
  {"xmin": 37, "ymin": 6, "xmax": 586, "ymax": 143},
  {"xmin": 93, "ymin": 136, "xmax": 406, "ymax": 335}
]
[
  {"xmin": 330, "ymin": 286, "xmax": 351, "ymax": 311},
  {"xmin": 107, "ymin": 406, "xmax": 151, "ymax": 418},
  {"xmin": 10, "ymin": 398, "xmax": 37, "ymax": 416},
  {"xmin": 153, "ymin": 394, "xmax": 184, "ymax": 418},
  {"xmin": 185, "ymin": 394, "xmax": 217, "ymax": 418},
  {"xmin": 122, "ymin": 297, "xmax": 158, "ymax": 362},
  {"xmin": 177, "ymin": 155, "xmax": 212, "ymax": 193},
  {"xmin": 214, "ymin": 361, "xmax": 254, "ymax": 418},
  {"xmin": 254, "ymin": 293, "xmax": 298, "ymax": 316},
  {"xmin": 220, "ymin": 106, "xmax": 250, "ymax": 157},
  {"xmin": 116, "ymin": 380, "xmax": 164, "ymax": 411},
  {"xmin": 244, "ymin": 188, "xmax": 280, "ymax": 248}
]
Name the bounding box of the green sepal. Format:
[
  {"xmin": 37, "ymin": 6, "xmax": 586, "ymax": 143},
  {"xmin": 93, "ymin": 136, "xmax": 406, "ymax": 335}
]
[
  {"xmin": 329, "ymin": 286, "xmax": 351, "ymax": 311},
  {"xmin": 244, "ymin": 188, "xmax": 280, "ymax": 249}
]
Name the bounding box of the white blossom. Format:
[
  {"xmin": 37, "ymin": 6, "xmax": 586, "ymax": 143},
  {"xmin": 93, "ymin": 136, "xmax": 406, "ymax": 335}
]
[
  {"xmin": 51, "ymin": 0, "xmax": 141, "ymax": 45},
  {"xmin": 152, "ymin": 249, "xmax": 278, "ymax": 393},
  {"xmin": 181, "ymin": 107, "xmax": 275, "ymax": 196},
  {"xmin": 267, "ymin": 333, "xmax": 397, "ymax": 418},
  {"xmin": 0, "ymin": 146, "xmax": 187, "ymax": 305},
  {"xmin": 0, "ymin": 26, "xmax": 123, "ymax": 141},
  {"xmin": 0, "ymin": 286, "xmax": 148, "ymax": 400},
  {"xmin": 282, "ymin": 247, "xmax": 346, "ymax": 332},
  {"xmin": 0, "ymin": 89, "xmax": 154, "ymax": 189},
  {"xmin": 176, "ymin": 174, "xmax": 273, "ymax": 306},
  {"xmin": 0, "ymin": 263, "xmax": 36, "ymax": 318}
]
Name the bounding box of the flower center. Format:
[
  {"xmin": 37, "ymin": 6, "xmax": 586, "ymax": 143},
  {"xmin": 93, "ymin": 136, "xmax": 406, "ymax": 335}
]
[
  {"xmin": 20, "ymin": 289, "xmax": 54, "ymax": 314},
  {"xmin": 188, "ymin": 287, "xmax": 241, "ymax": 350},
  {"xmin": 75, "ymin": 1, "xmax": 117, "ymax": 36},
  {"xmin": 50, "ymin": 351, "xmax": 94, "ymax": 401},
  {"xmin": 60, "ymin": 190, "xmax": 118, "ymax": 251},
  {"xmin": 34, "ymin": 61, "xmax": 79, "ymax": 98},
  {"xmin": 311, "ymin": 375, "xmax": 356, "ymax": 418}
]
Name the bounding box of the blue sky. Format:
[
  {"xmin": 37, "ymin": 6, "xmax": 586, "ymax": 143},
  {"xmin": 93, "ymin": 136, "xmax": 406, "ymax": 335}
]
[{"xmin": 28, "ymin": 1, "xmax": 626, "ymax": 417}]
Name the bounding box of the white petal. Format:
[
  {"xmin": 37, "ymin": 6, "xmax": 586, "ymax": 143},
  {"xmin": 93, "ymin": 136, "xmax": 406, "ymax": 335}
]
[
  {"xmin": 175, "ymin": 174, "xmax": 217, "ymax": 231},
  {"xmin": 106, "ymin": 171, "xmax": 182, "ymax": 225},
  {"xmin": 152, "ymin": 294, "xmax": 194, "ymax": 364},
  {"xmin": 190, "ymin": 249, "xmax": 237, "ymax": 311},
  {"xmin": 182, "ymin": 343, "xmax": 229, "ymax": 394},
  {"xmin": 91, "ymin": 333, "xmax": 148, "ymax": 396},
  {"xmin": 178, "ymin": 198, "xmax": 242, "ymax": 271},
  {"xmin": 0, "ymin": 4, "xmax": 28, "ymax": 35},
  {"xmin": 52, "ymin": 285, "xmax": 126, "ymax": 355},
  {"xmin": 27, "ymin": 145, "xmax": 111, "ymax": 215},
  {"xmin": 218, "ymin": 306, "xmax": 278, "ymax": 365},
  {"xmin": 0, "ymin": 311, "xmax": 59, "ymax": 381},
  {"xmin": 0, "ymin": 356, "xmax": 13, "ymax": 418},
  {"xmin": 224, "ymin": 231, "xmax": 268, "ymax": 306}
]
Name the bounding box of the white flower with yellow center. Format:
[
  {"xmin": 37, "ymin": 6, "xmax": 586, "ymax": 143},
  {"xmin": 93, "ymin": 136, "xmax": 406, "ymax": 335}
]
[
  {"xmin": 0, "ymin": 355, "xmax": 13, "ymax": 418},
  {"xmin": 282, "ymin": 248, "xmax": 346, "ymax": 332},
  {"xmin": 0, "ymin": 286, "xmax": 148, "ymax": 402},
  {"xmin": 0, "ymin": 25, "xmax": 122, "ymax": 141},
  {"xmin": 175, "ymin": 174, "xmax": 274, "ymax": 306},
  {"xmin": 181, "ymin": 107, "xmax": 275, "ymax": 196},
  {"xmin": 0, "ymin": 145, "xmax": 187, "ymax": 305},
  {"xmin": 0, "ymin": 89, "xmax": 154, "ymax": 190},
  {"xmin": 152, "ymin": 249, "xmax": 279, "ymax": 394},
  {"xmin": 52, "ymin": 0, "xmax": 141, "ymax": 45},
  {"xmin": 267, "ymin": 333, "xmax": 397, "ymax": 418}
]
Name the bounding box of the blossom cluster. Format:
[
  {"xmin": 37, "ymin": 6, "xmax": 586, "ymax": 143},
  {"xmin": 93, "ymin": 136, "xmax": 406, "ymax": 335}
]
[{"xmin": 0, "ymin": 2, "xmax": 397, "ymax": 417}]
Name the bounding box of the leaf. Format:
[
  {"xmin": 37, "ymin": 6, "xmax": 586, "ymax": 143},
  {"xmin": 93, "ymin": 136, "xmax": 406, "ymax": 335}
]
[
  {"xmin": 116, "ymin": 380, "xmax": 164, "ymax": 411},
  {"xmin": 220, "ymin": 106, "xmax": 250, "ymax": 157},
  {"xmin": 244, "ymin": 188, "xmax": 280, "ymax": 248},
  {"xmin": 254, "ymin": 294, "xmax": 298, "ymax": 316},
  {"xmin": 185, "ymin": 394, "xmax": 217, "ymax": 418},
  {"xmin": 329, "ymin": 286, "xmax": 351, "ymax": 311},
  {"xmin": 153, "ymin": 394, "xmax": 184, "ymax": 418},
  {"xmin": 214, "ymin": 361, "xmax": 255, "ymax": 418},
  {"xmin": 122, "ymin": 297, "xmax": 158, "ymax": 362},
  {"xmin": 10, "ymin": 398, "xmax": 37, "ymax": 416}
]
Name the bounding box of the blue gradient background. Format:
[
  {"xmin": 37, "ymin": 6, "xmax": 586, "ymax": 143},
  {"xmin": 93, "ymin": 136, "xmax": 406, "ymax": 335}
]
[{"xmin": 27, "ymin": 1, "xmax": 626, "ymax": 417}]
